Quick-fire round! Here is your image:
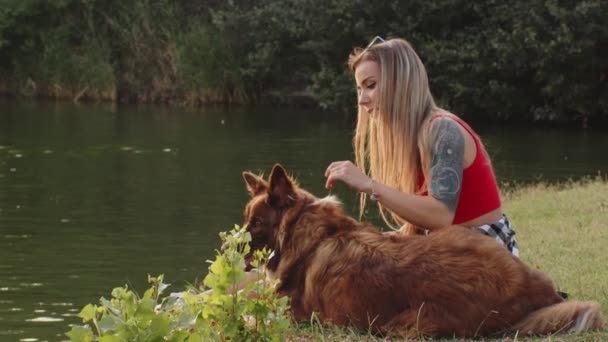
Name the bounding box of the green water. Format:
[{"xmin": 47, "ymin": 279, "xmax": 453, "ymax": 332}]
[{"xmin": 1, "ymin": 100, "xmax": 607, "ymax": 341}]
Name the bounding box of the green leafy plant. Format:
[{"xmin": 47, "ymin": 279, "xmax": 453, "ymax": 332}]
[{"xmin": 66, "ymin": 225, "xmax": 290, "ymax": 341}]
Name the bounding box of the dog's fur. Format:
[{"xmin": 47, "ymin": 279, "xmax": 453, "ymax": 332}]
[{"xmin": 241, "ymin": 164, "xmax": 604, "ymax": 338}]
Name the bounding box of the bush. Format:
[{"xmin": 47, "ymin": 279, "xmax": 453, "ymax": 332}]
[{"xmin": 65, "ymin": 225, "xmax": 290, "ymax": 342}]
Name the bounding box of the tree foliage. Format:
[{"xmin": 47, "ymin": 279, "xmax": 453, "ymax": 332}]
[{"xmin": 0, "ymin": 0, "xmax": 606, "ymax": 123}]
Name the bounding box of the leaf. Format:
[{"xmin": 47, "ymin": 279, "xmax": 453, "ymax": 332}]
[
  {"xmin": 148, "ymin": 315, "xmax": 171, "ymax": 339},
  {"xmin": 135, "ymin": 298, "xmax": 156, "ymax": 319},
  {"xmin": 230, "ymin": 266, "xmax": 247, "ymax": 285},
  {"xmin": 175, "ymin": 310, "xmax": 200, "ymax": 330},
  {"xmin": 156, "ymin": 292, "xmax": 183, "ymax": 312},
  {"xmin": 78, "ymin": 304, "xmax": 97, "ymax": 323},
  {"xmin": 98, "ymin": 315, "xmax": 123, "ymax": 334},
  {"xmin": 111, "ymin": 286, "xmax": 127, "ymax": 300},
  {"xmin": 99, "ymin": 335, "xmax": 122, "ymax": 342},
  {"xmin": 188, "ymin": 333, "xmax": 204, "ymax": 342},
  {"xmin": 157, "ymin": 281, "xmax": 171, "ymax": 297},
  {"xmin": 65, "ymin": 325, "xmax": 94, "ymax": 342},
  {"xmin": 143, "ymin": 287, "xmax": 155, "ymax": 300},
  {"xmin": 169, "ymin": 330, "xmax": 191, "ymax": 342},
  {"xmin": 208, "ymin": 255, "xmax": 226, "ymax": 275},
  {"xmin": 99, "ymin": 297, "xmax": 121, "ymax": 316}
]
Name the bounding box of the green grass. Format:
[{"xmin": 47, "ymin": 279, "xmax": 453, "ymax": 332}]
[{"xmin": 291, "ymin": 179, "xmax": 608, "ymax": 341}]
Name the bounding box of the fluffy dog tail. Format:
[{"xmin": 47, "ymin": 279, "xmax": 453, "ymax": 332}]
[{"xmin": 512, "ymin": 301, "xmax": 604, "ymax": 336}]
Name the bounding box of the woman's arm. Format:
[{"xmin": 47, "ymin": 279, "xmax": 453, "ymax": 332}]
[
  {"xmin": 325, "ymin": 118, "xmax": 466, "ymax": 230},
  {"xmin": 325, "ymin": 161, "xmax": 457, "ymax": 230},
  {"xmin": 369, "ymin": 181, "xmax": 455, "ymax": 230}
]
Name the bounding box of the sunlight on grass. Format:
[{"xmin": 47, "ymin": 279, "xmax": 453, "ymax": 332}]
[{"xmin": 503, "ymin": 179, "xmax": 608, "ymax": 342}]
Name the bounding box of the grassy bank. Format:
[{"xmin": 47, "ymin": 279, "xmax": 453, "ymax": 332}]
[{"xmin": 294, "ymin": 179, "xmax": 608, "ymax": 341}]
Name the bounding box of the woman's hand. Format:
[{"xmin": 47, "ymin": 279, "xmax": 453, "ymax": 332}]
[
  {"xmin": 326, "ymin": 161, "xmax": 455, "ymax": 230},
  {"xmin": 325, "ymin": 161, "xmax": 371, "ymax": 193}
]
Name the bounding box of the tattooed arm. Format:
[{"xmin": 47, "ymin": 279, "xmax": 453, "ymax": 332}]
[
  {"xmin": 324, "ymin": 116, "xmax": 470, "ymax": 230},
  {"xmin": 325, "ymin": 117, "xmax": 468, "ymax": 230},
  {"xmin": 429, "ymin": 117, "xmax": 464, "ymax": 213}
]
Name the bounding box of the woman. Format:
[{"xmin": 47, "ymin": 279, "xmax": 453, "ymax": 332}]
[{"xmin": 324, "ymin": 37, "xmax": 519, "ymax": 256}]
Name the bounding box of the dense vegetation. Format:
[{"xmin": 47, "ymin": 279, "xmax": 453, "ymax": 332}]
[{"xmin": 1, "ymin": 0, "xmax": 606, "ymax": 124}]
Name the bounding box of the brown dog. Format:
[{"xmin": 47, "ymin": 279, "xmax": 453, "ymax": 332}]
[{"xmin": 241, "ymin": 164, "xmax": 604, "ymax": 338}]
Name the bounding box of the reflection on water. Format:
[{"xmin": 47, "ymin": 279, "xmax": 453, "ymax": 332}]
[
  {"xmin": 1, "ymin": 101, "xmax": 608, "ymax": 340},
  {"xmin": 26, "ymin": 317, "xmax": 64, "ymax": 323}
]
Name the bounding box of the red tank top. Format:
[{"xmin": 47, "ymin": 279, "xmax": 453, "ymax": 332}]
[{"xmin": 418, "ymin": 113, "xmax": 501, "ymax": 224}]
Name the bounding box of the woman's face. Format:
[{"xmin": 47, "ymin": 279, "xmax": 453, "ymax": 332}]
[{"xmin": 355, "ymin": 60, "xmax": 380, "ymax": 116}]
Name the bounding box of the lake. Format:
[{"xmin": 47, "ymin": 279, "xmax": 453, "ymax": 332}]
[{"xmin": 1, "ymin": 100, "xmax": 607, "ymax": 341}]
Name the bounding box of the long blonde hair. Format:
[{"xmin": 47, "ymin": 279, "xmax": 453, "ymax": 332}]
[{"xmin": 348, "ymin": 38, "xmax": 440, "ymax": 234}]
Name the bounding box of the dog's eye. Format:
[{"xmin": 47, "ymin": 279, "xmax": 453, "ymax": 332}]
[{"xmin": 248, "ymin": 218, "xmax": 264, "ymax": 235}]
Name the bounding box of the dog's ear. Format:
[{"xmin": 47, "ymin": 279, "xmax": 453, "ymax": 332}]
[
  {"xmin": 243, "ymin": 171, "xmax": 267, "ymax": 197},
  {"xmin": 268, "ymin": 164, "xmax": 296, "ymax": 208}
]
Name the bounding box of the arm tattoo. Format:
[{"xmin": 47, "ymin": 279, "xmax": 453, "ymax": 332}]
[{"xmin": 429, "ymin": 118, "xmax": 464, "ymax": 213}]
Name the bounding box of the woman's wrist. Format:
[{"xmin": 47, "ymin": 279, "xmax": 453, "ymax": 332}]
[{"xmin": 366, "ymin": 178, "xmax": 380, "ymax": 201}]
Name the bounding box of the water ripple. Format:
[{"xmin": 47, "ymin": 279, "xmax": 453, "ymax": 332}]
[
  {"xmin": 19, "ymin": 283, "xmax": 43, "ymax": 287},
  {"xmin": 0, "ymin": 287, "xmax": 20, "ymax": 291},
  {"xmin": 26, "ymin": 316, "xmax": 64, "ymax": 323},
  {"xmin": 0, "ymin": 329, "xmax": 25, "ymax": 335},
  {"xmin": 50, "ymin": 302, "xmax": 73, "ymax": 307},
  {"xmin": 3, "ymin": 234, "xmax": 31, "ymax": 239}
]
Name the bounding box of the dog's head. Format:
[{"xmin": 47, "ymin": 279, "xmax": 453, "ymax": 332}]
[
  {"xmin": 241, "ymin": 164, "xmax": 306, "ymax": 271},
  {"xmin": 241, "ymin": 164, "xmax": 352, "ymax": 274}
]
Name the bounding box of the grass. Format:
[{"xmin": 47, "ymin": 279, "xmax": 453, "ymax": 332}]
[{"xmin": 290, "ymin": 178, "xmax": 608, "ymax": 341}]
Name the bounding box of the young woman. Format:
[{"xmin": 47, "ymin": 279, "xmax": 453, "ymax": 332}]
[{"xmin": 325, "ymin": 37, "xmax": 519, "ymax": 256}]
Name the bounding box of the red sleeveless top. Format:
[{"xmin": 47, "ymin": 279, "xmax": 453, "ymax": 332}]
[{"xmin": 418, "ymin": 113, "xmax": 501, "ymax": 224}]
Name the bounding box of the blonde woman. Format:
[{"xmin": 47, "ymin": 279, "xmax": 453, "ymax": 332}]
[{"xmin": 325, "ymin": 37, "xmax": 519, "ymax": 256}]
